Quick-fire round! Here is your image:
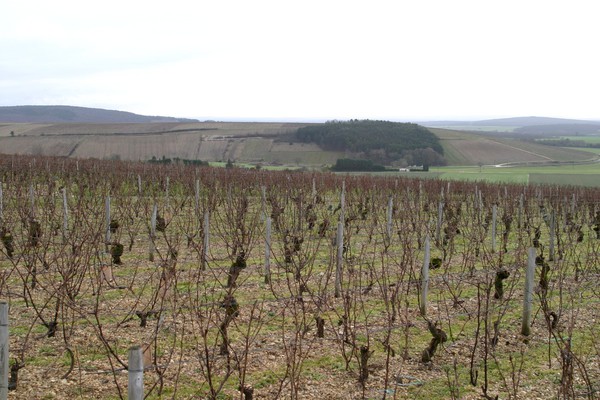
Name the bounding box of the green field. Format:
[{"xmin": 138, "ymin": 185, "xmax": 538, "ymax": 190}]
[
  {"xmin": 556, "ymin": 135, "xmax": 600, "ymax": 143},
  {"xmin": 351, "ymin": 161, "xmax": 600, "ymax": 187},
  {"xmin": 429, "ymin": 162, "xmax": 600, "ymax": 186},
  {"xmin": 572, "ymin": 147, "xmax": 600, "ymax": 155}
]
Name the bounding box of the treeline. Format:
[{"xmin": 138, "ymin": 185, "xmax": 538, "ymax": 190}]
[
  {"xmin": 148, "ymin": 156, "xmax": 209, "ymax": 166},
  {"xmin": 330, "ymin": 158, "xmax": 387, "ymax": 172},
  {"xmin": 295, "ymin": 119, "xmax": 445, "ymax": 165}
]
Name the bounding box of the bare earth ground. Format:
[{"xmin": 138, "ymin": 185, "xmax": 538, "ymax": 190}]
[{"xmin": 3, "ymin": 203, "xmax": 599, "ymax": 399}]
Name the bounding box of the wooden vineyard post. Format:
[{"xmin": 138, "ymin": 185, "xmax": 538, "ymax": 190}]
[
  {"xmin": 201, "ymin": 211, "xmax": 209, "ymax": 270},
  {"xmin": 518, "ymin": 194, "xmax": 524, "ymax": 229},
  {"xmin": 0, "ymin": 301, "xmax": 8, "ymax": 400},
  {"xmin": 137, "ymin": 175, "xmax": 142, "ymax": 195},
  {"xmin": 264, "ymin": 216, "xmax": 272, "ymax": 283},
  {"xmin": 312, "ymin": 177, "xmax": 316, "ymax": 203},
  {"xmin": 62, "ymin": 188, "xmax": 68, "ymax": 241},
  {"xmin": 128, "ymin": 345, "xmax": 144, "ymax": 400},
  {"xmin": 149, "ymin": 204, "xmax": 157, "ymax": 262},
  {"xmin": 0, "ymin": 181, "xmax": 3, "ymax": 222},
  {"xmin": 104, "ymin": 195, "xmax": 111, "ymax": 254},
  {"xmin": 335, "ymin": 222, "xmax": 344, "ymax": 298},
  {"xmin": 195, "ymin": 179, "xmax": 200, "ymax": 217},
  {"xmin": 521, "ymin": 247, "xmax": 536, "ymax": 336},
  {"xmin": 105, "ymin": 195, "xmax": 111, "ymax": 245},
  {"xmin": 297, "ymin": 196, "xmax": 303, "ymax": 232},
  {"xmin": 339, "ymin": 180, "xmax": 346, "ymax": 224},
  {"xmin": 561, "ymin": 197, "xmax": 567, "ymax": 233},
  {"xmin": 435, "ymin": 201, "xmax": 443, "ymax": 244},
  {"xmin": 195, "ymin": 179, "xmax": 202, "ymax": 242},
  {"xmin": 386, "ymin": 196, "xmax": 393, "ymax": 240},
  {"xmin": 165, "ymin": 176, "xmax": 170, "ymax": 210},
  {"xmin": 420, "ymin": 235, "xmax": 431, "ymax": 316},
  {"xmin": 549, "ymin": 210, "xmax": 555, "ymax": 261},
  {"xmin": 29, "ymin": 184, "xmax": 35, "ymax": 218},
  {"xmin": 194, "ymin": 179, "xmax": 202, "ymax": 244},
  {"xmin": 491, "ymin": 204, "xmax": 497, "ymax": 252},
  {"xmin": 261, "ymin": 186, "xmax": 266, "ymax": 221}
]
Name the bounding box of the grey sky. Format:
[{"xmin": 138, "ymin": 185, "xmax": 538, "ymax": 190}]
[{"xmin": 2, "ymin": 0, "xmax": 599, "ymax": 121}]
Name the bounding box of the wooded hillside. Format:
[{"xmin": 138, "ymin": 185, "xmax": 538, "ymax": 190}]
[{"xmin": 295, "ymin": 119, "xmax": 445, "ymax": 165}]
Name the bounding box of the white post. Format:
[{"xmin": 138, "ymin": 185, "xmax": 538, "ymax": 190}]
[
  {"xmin": 137, "ymin": 175, "xmax": 142, "ymax": 195},
  {"xmin": 149, "ymin": 204, "xmax": 157, "ymax": 261},
  {"xmin": 264, "ymin": 216, "xmax": 272, "ymax": 283},
  {"xmin": 165, "ymin": 176, "xmax": 170, "ymax": 209},
  {"xmin": 491, "ymin": 204, "xmax": 497, "ymax": 252},
  {"xmin": 194, "ymin": 180, "xmax": 201, "ymax": 239},
  {"xmin": 151, "ymin": 204, "xmax": 157, "ymax": 237},
  {"xmin": 435, "ymin": 201, "xmax": 443, "ymax": 244},
  {"xmin": 339, "ymin": 181, "xmax": 346, "ymax": 224},
  {"xmin": 518, "ymin": 194, "xmax": 524, "ymax": 228},
  {"xmin": 562, "ymin": 197, "xmax": 567, "ymax": 233},
  {"xmin": 195, "ymin": 179, "xmax": 200, "ymax": 217},
  {"xmin": 334, "ymin": 222, "xmax": 344, "ymax": 298},
  {"xmin": 386, "ymin": 196, "xmax": 393, "ymax": 240},
  {"xmin": 549, "ymin": 210, "xmax": 555, "ymax": 261},
  {"xmin": 261, "ymin": 186, "xmax": 266, "ymax": 221},
  {"xmin": 62, "ymin": 188, "xmax": 69, "ymax": 239},
  {"xmin": 104, "ymin": 195, "xmax": 111, "ymax": 246},
  {"xmin": 521, "ymin": 248, "xmax": 536, "ymax": 336},
  {"xmin": 29, "ymin": 185, "xmax": 35, "ymax": 218},
  {"xmin": 0, "ymin": 181, "xmax": 3, "ymax": 222},
  {"xmin": 128, "ymin": 346, "xmax": 144, "ymax": 400},
  {"xmin": 202, "ymin": 211, "xmax": 210, "ymax": 270},
  {"xmin": 420, "ymin": 236, "xmax": 430, "ymax": 316},
  {"xmin": 0, "ymin": 301, "xmax": 8, "ymax": 400}
]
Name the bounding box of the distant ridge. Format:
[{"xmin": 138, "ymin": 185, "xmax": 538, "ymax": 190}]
[
  {"xmin": 0, "ymin": 105, "xmax": 199, "ymax": 123},
  {"xmin": 473, "ymin": 116, "xmax": 599, "ymax": 127},
  {"xmin": 422, "ymin": 116, "xmax": 600, "ymax": 127}
]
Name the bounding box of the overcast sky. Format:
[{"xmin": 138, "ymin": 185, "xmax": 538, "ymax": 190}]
[{"xmin": 1, "ymin": 1, "xmax": 599, "ymax": 121}]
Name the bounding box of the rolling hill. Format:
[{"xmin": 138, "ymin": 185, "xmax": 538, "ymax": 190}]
[
  {"xmin": 422, "ymin": 116, "xmax": 600, "ymax": 136},
  {"xmin": 423, "ymin": 116, "xmax": 599, "ymax": 127},
  {"xmin": 0, "ymin": 106, "xmax": 597, "ymax": 168},
  {"xmin": 0, "ymin": 105, "xmax": 198, "ymax": 123}
]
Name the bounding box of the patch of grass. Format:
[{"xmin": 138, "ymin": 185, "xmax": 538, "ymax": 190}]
[
  {"xmin": 251, "ymin": 368, "xmax": 280, "ymax": 389},
  {"xmin": 558, "ymin": 135, "xmax": 600, "ymax": 143}
]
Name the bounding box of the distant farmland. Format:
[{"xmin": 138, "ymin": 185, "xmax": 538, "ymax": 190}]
[
  {"xmin": 2, "ymin": 122, "xmax": 600, "ymax": 188},
  {"xmin": 431, "ymin": 128, "xmax": 594, "ymax": 166},
  {"xmin": 0, "ymin": 121, "xmax": 344, "ymax": 164}
]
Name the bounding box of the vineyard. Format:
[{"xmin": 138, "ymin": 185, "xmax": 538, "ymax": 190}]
[{"xmin": 0, "ymin": 155, "xmax": 599, "ymax": 399}]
